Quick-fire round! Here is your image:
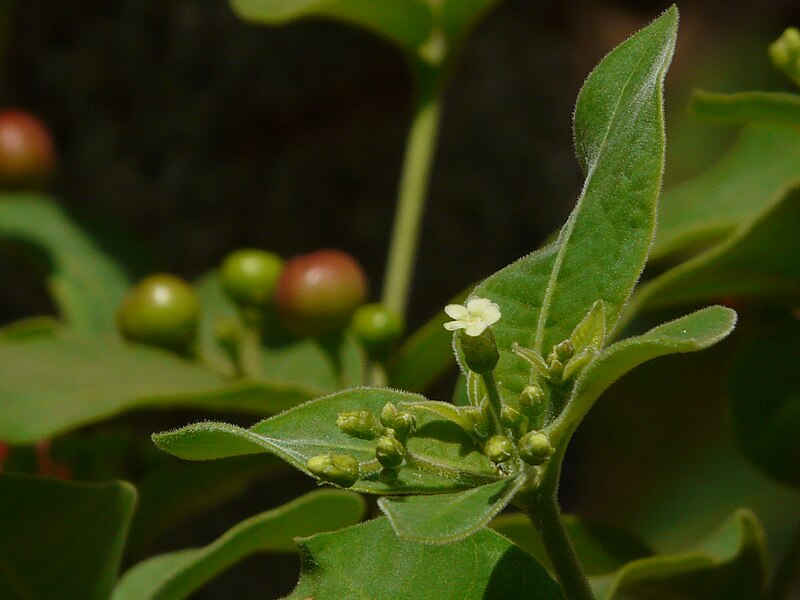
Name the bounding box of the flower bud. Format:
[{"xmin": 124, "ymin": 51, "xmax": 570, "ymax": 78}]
[
  {"xmin": 380, "ymin": 402, "xmax": 398, "ymax": 428},
  {"xmin": 307, "ymin": 453, "xmax": 360, "ymax": 488},
  {"xmin": 548, "ymin": 358, "xmax": 564, "ymax": 383},
  {"xmin": 484, "ymin": 435, "xmax": 514, "ymax": 464},
  {"xmin": 519, "ymin": 385, "xmax": 546, "ymax": 415},
  {"xmin": 500, "ymin": 404, "xmax": 522, "ymax": 429},
  {"xmin": 462, "ymin": 406, "xmax": 489, "ymax": 438},
  {"xmin": 392, "ymin": 413, "xmax": 417, "ymax": 438},
  {"xmin": 554, "ymin": 340, "xmax": 574, "ymax": 362},
  {"xmin": 336, "ymin": 410, "xmax": 383, "ymax": 440},
  {"xmin": 375, "ymin": 435, "xmax": 406, "ymax": 468},
  {"xmin": 519, "ymin": 431, "xmax": 553, "ymax": 466},
  {"xmin": 459, "ymin": 329, "xmax": 499, "ymax": 375}
]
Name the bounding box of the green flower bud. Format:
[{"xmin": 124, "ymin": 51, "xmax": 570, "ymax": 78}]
[
  {"xmin": 484, "ymin": 435, "xmax": 514, "ymax": 464},
  {"xmin": 462, "ymin": 406, "xmax": 489, "ymax": 438},
  {"xmin": 500, "ymin": 404, "xmax": 523, "ymax": 429},
  {"xmin": 380, "ymin": 402, "xmax": 399, "ymax": 428},
  {"xmin": 520, "ymin": 385, "xmax": 546, "ymax": 415},
  {"xmin": 391, "ymin": 413, "xmax": 417, "ymax": 438},
  {"xmin": 375, "ymin": 435, "xmax": 405, "ymax": 468},
  {"xmin": 519, "ymin": 431, "xmax": 553, "ymax": 466},
  {"xmin": 307, "ymin": 453, "xmax": 360, "ymax": 488},
  {"xmin": 459, "ymin": 329, "xmax": 500, "ymax": 375},
  {"xmin": 554, "ymin": 340, "xmax": 574, "ymax": 362},
  {"xmin": 379, "ymin": 467, "xmax": 400, "ymax": 484},
  {"xmin": 548, "ymin": 358, "xmax": 564, "ymax": 383},
  {"xmin": 336, "ymin": 410, "xmax": 383, "ymax": 440}
]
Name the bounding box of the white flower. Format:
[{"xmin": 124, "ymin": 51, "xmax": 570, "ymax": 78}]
[{"xmin": 443, "ymin": 297, "xmax": 501, "ymax": 337}]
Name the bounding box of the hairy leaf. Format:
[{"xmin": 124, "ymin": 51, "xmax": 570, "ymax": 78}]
[
  {"xmin": 630, "ymin": 185, "xmax": 800, "ymax": 315},
  {"xmin": 553, "ymin": 306, "xmax": 736, "ymax": 438},
  {"xmin": 466, "ymin": 9, "xmax": 677, "ymax": 406},
  {"xmin": 285, "ymin": 517, "xmax": 564, "ymax": 599},
  {"xmin": 378, "ymin": 474, "xmax": 525, "ymax": 543},
  {"xmin": 230, "ymin": 0, "xmax": 433, "ymax": 54},
  {"xmin": 0, "ymin": 334, "xmax": 317, "ymax": 443},
  {"xmin": 651, "ymin": 123, "xmax": 800, "ymax": 262},
  {"xmin": 691, "ymin": 90, "xmax": 800, "ymax": 128},
  {"xmin": 114, "ymin": 490, "xmax": 364, "ymax": 600},
  {"xmin": 591, "ymin": 510, "xmax": 767, "ymax": 600},
  {"xmin": 729, "ymin": 322, "xmax": 800, "ymax": 486},
  {"xmin": 0, "ymin": 194, "xmax": 130, "ymax": 334},
  {"xmin": 491, "ymin": 513, "xmax": 652, "ymax": 576},
  {"xmin": 154, "ymin": 387, "xmax": 500, "ymax": 494},
  {"xmin": 0, "ymin": 474, "xmax": 135, "ymax": 600}
]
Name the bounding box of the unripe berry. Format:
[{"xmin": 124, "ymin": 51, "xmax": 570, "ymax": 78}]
[
  {"xmin": 274, "ymin": 250, "xmax": 368, "ymax": 335},
  {"xmin": 117, "ymin": 274, "xmax": 200, "ymax": 351},
  {"xmin": 220, "ymin": 249, "xmax": 283, "ymax": 308},
  {"xmin": 0, "ymin": 109, "xmax": 55, "ymax": 189},
  {"xmin": 307, "ymin": 453, "xmax": 360, "ymax": 488},
  {"xmin": 519, "ymin": 431, "xmax": 553, "ymax": 466},
  {"xmin": 350, "ymin": 303, "xmax": 404, "ymax": 352}
]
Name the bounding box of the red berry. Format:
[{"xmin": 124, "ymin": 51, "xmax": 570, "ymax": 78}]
[
  {"xmin": 275, "ymin": 250, "xmax": 368, "ymax": 335},
  {"xmin": 0, "ymin": 109, "xmax": 56, "ymax": 188}
]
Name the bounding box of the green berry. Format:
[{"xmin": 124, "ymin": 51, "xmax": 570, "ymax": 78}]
[
  {"xmin": 0, "ymin": 109, "xmax": 55, "ymax": 189},
  {"xmin": 117, "ymin": 274, "xmax": 200, "ymax": 351},
  {"xmin": 519, "ymin": 431, "xmax": 553, "ymax": 466},
  {"xmin": 307, "ymin": 453, "xmax": 360, "ymax": 488},
  {"xmin": 459, "ymin": 328, "xmax": 500, "ymax": 375},
  {"xmin": 485, "ymin": 435, "xmax": 514, "ymax": 464},
  {"xmin": 220, "ymin": 249, "xmax": 283, "ymax": 307},
  {"xmin": 275, "ymin": 249, "xmax": 368, "ymax": 335},
  {"xmin": 375, "ymin": 435, "xmax": 405, "ymax": 468},
  {"xmin": 350, "ymin": 303, "xmax": 404, "ymax": 351},
  {"xmin": 337, "ymin": 410, "xmax": 383, "ymax": 440}
]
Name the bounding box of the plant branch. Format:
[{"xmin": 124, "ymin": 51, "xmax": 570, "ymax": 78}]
[{"xmin": 381, "ymin": 92, "xmax": 443, "ymax": 318}]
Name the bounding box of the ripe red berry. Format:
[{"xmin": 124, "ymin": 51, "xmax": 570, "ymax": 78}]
[
  {"xmin": 0, "ymin": 109, "xmax": 56, "ymax": 188},
  {"xmin": 275, "ymin": 250, "xmax": 368, "ymax": 335}
]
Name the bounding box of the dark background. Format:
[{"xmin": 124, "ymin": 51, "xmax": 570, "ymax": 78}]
[{"xmin": 1, "ymin": 1, "xmax": 798, "ymax": 597}]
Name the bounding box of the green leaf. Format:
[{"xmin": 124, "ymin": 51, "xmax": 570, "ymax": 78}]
[
  {"xmin": 0, "ymin": 333, "xmax": 318, "ymax": 443},
  {"xmin": 729, "ymin": 321, "xmax": 800, "ymax": 486},
  {"xmin": 0, "ymin": 194, "xmax": 130, "ymax": 334},
  {"xmin": 691, "ymin": 90, "xmax": 800, "ymax": 128},
  {"xmin": 0, "ymin": 473, "xmax": 136, "ymax": 600},
  {"xmin": 378, "ymin": 474, "xmax": 525, "ymax": 543},
  {"xmin": 195, "ymin": 271, "xmax": 366, "ymax": 390},
  {"xmin": 466, "ymin": 8, "xmax": 677, "ymax": 406},
  {"xmin": 629, "ymin": 185, "xmax": 800, "ymax": 316},
  {"xmin": 285, "ymin": 517, "xmax": 564, "ymax": 599},
  {"xmin": 154, "ymin": 387, "xmax": 500, "ymax": 494},
  {"xmin": 650, "ymin": 123, "xmax": 800, "ymax": 262},
  {"xmin": 591, "ymin": 510, "xmax": 768, "ymax": 600},
  {"xmin": 387, "ymin": 288, "xmax": 468, "ymax": 392},
  {"xmin": 553, "ymin": 306, "xmax": 736, "ymax": 437},
  {"xmin": 113, "ymin": 490, "xmax": 365, "ymax": 600},
  {"xmin": 491, "ymin": 513, "xmax": 652, "ymax": 576},
  {"xmin": 0, "ymin": 315, "xmax": 61, "ymax": 342},
  {"xmin": 230, "ymin": 0, "xmax": 433, "ymax": 55},
  {"xmin": 127, "ymin": 455, "xmax": 289, "ymax": 557}
]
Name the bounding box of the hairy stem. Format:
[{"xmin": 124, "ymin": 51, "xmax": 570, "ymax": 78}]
[
  {"xmin": 518, "ymin": 445, "xmax": 594, "ymax": 600},
  {"xmin": 481, "ymin": 372, "xmax": 506, "ymax": 436},
  {"xmin": 381, "ymin": 95, "xmax": 443, "ymax": 318}
]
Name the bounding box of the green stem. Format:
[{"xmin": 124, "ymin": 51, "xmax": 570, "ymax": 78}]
[
  {"xmin": 518, "ymin": 445, "xmax": 594, "ymax": 600},
  {"xmin": 238, "ymin": 327, "xmax": 264, "ymax": 379},
  {"xmin": 481, "ymin": 372, "xmax": 506, "ymax": 436},
  {"xmin": 767, "ymin": 519, "xmax": 800, "ymax": 600},
  {"xmin": 381, "ymin": 94, "xmax": 443, "ymax": 318}
]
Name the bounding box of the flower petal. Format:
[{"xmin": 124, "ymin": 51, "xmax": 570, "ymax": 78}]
[
  {"xmin": 481, "ymin": 305, "xmax": 501, "ymax": 325},
  {"xmin": 466, "ymin": 297, "xmax": 492, "ymax": 313},
  {"xmin": 444, "ymin": 321, "xmax": 466, "ymax": 331},
  {"xmin": 464, "ymin": 322, "xmax": 488, "ymax": 337},
  {"xmin": 445, "ymin": 304, "xmax": 470, "ymax": 320}
]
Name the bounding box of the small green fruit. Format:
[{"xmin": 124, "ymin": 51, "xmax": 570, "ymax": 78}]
[
  {"xmin": 375, "ymin": 435, "xmax": 405, "ymax": 468},
  {"xmin": 350, "ymin": 303, "xmax": 404, "ymax": 351},
  {"xmin": 307, "ymin": 453, "xmax": 360, "ymax": 488},
  {"xmin": 117, "ymin": 274, "xmax": 200, "ymax": 351},
  {"xmin": 485, "ymin": 435, "xmax": 514, "ymax": 464},
  {"xmin": 0, "ymin": 109, "xmax": 55, "ymax": 189},
  {"xmin": 519, "ymin": 431, "xmax": 553, "ymax": 466},
  {"xmin": 220, "ymin": 249, "xmax": 283, "ymax": 307},
  {"xmin": 275, "ymin": 249, "xmax": 368, "ymax": 335},
  {"xmin": 459, "ymin": 328, "xmax": 500, "ymax": 375}
]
